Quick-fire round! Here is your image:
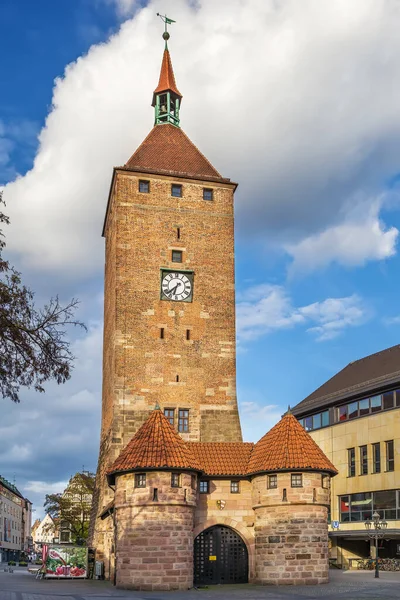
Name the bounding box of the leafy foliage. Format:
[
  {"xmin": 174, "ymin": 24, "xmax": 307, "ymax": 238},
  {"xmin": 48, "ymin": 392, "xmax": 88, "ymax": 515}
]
[
  {"xmin": 0, "ymin": 193, "xmax": 85, "ymax": 402},
  {"xmin": 44, "ymin": 472, "xmax": 95, "ymax": 545}
]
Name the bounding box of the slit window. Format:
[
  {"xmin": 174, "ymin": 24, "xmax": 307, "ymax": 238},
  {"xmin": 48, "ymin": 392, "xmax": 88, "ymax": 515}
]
[
  {"xmin": 171, "ymin": 184, "xmax": 182, "ymax": 198},
  {"xmin": 164, "ymin": 408, "xmax": 174, "ymax": 427},
  {"xmin": 360, "ymin": 445, "xmax": 368, "ymax": 475},
  {"xmin": 372, "ymin": 442, "xmax": 381, "ymax": 473},
  {"xmin": 348, "ymin": 448, "xmax": 356, "ymax": 477},
  {"xmin": 135, "ymin": 473, "xmax": 146, "ymax": 488},
  {"xmin": 291, "ymin": 474, "xmax": 303, "ymax": 488},
  {"xmin": 203, "ymin": 188, "xmax": 213, "ymax": 201},
  {"xmin": 139, "ymin": 180, "xmax": 150, "ymax": 193},
  {"xmin": 386, "ymin": 440, "xmax": 395, "ymax": 472},
  {"xmin": 268, "ymin": 474, "xmax": 277, "ymax": 489},
  {"xmin": 171, "ymin": 473, "xmax": 181, "ymax": 488},
  {"xmin": 160, "ymin": 327, "xmax": 165, "ymax": 339},
  {"xmin": 177, "ymin": 227, "xmax": 181, "ymax": 240},
  {"xmin": 153, "ymin": 488, "xmax": 158, "ymax": 501},
  {"xmin": 186, "ymin": 329, "xmax": 191, "ymax": 340},
  {"xmin": 172, "ymin": 250, "xmax": 182, "ymax": 263},
  {"xmin": 178, "ymin": 409, "xmax": 189, "ymax": 432}
]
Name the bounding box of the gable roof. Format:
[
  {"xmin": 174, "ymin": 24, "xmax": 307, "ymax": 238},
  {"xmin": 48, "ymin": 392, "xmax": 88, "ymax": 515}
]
[
  {"xmin": 187, "ymin": 442, "xmax": 254, "ymax": 476},
  {"xmin": 152, "ymin": 48, "xmax": 182, "ymax": 105},
  {"xmin": 107, "ymin": 409, "xmax": 202, "ymax": 483},
  {"xmin": 292, "ymin": 344, "xmax": 400, "ymax": 416},
  {"xmin": 124, "ymin": 123, "xmax": 228, "ymax": 183},
  {"xmin": 247, "ymin": 413, "xmax": 337, "ymax": 475}
]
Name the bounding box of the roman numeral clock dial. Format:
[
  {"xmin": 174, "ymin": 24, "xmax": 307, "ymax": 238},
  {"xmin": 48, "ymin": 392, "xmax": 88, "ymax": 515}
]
[{"xmin": 161, "ymin": 271, "xmax": 193, "ymax": 302}]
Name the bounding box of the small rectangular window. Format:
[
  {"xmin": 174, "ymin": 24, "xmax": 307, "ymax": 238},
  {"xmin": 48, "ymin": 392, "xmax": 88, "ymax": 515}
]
[
  {"xmin": 171, "ymin": 184, "xmax": 182, "ymax": 197},
  {"xmin": 291, "ymin": 473, "xmax": 302, "ymax": 487},
  {"xmin": 359, "ymin": 398, "xmax": 370, "ymax": 416},
  {"xmin": 139, "ymin": 180, "xmax": 150, "ymax": 193},
  {"xmin": 372, "ymin": 442, "xmax": 381, "ymax": 473},
  {"xmin": 360, "ymin": 445, "xmax": 368, "ymax": 475},
  {"xmin": 348, "ymin": 448, "xmax": 356, "ymax": 477},
  {"xmin": 135, "ymin": 473, "xmax": 146, "ymax": 488},
  {"xmin": 371, "ymin": 395, "xmax": 382, "ymax": 413},
  {"xmin": 171, "ymin": 473, "xmax": 180, "ymax": 488},
  {"xmin": 304, "ymin": 416, "xmax": 312, "ymax": 431},
  {"xmin": 203, "ymin": 188, "xmax": 213, "ymax": 201},
  {"xmin": 268, "ymin": 475, "xmax": 277, "ymax": 489},
  {"xmin": 312, "ymin": 413, "xmax": 321, "ymax": 429},
  {"xmin": 230, "ymin": 481, "xmax": 240, "ymax": 494},
  {"xmin": 178, "ymin": 409, "xmax": 189, "ymax": 432},
  {"xmin": 199, "ymin": 480, "xmax": 209, "ymax": 494},
  {"xmin": 177, "ymin": 227, "xmax": 181, "ymax": 240},
  {"xmin": 386, "ymin": 440, "xmax": 395, "ymax": 472},
  {"xmin": 164, "ymin": 408, "xmax": 174, "ymax": 427},
  {"xmin": 172, "ymin": 250, "xmax": 182, "ymax": 263},
  {"xmin": 383, "ymin": 392, "xmax": 394, "ymax": 410},
  {"xmin": 321, "ymin": 410, "xmax": 329, "ymax": 427},
  {"xmin": 160, "ymin": 327, "xmax": 165, "ymax": 339},
  {"xmin": 186, "ymin": 329, "xmax": 191, "ymax": 340},
  {"xmin": 348, "ymin": 401, "xmax": 358, "ymax": 419},
  {"xmin": 338, "ymin": 405, "xmax": 348, "ymax": 421}
]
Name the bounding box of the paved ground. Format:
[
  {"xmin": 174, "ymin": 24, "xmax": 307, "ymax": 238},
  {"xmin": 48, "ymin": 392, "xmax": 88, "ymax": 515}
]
[{"xmin": 1, "ymin": 568, "xmax": 400, "ymax": 600}]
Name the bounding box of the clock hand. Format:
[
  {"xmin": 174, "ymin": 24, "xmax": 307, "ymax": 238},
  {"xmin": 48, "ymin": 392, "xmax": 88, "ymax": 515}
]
[{"xmin": 169, "ymin": 284, "xmax": 179, "ymax": 295}]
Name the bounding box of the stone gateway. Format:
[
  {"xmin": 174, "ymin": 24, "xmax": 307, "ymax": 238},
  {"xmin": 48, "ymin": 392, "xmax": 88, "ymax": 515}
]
[{"xmin": 89, "ymin": 27, "xmax": 338, "ymax": 590}]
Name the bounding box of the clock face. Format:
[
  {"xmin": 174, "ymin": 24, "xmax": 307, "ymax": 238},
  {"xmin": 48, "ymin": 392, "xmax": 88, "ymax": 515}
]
[{"xmin": 161, "ymin": 271, "xmax": 193, "ymax": 302}]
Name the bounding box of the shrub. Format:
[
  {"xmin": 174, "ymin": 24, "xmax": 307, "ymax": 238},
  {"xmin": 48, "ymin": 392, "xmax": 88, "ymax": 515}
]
[
  {"xmin": 8, "ymin": 561, "xmax": 16, "ymax": 566},
  {"xmin": 35, "ymin": 560, "xmax": 43, "ymax": 565},
  {"xmin": 19, "ymin": 561, "xmax": 28, "ymax": 566}
]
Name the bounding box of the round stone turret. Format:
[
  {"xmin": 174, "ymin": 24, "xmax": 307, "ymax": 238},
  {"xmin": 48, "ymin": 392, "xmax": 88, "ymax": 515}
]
[
  {"xmin": 107, "ymin": 409, "xmax": 202, "ymax": 590},
  {"xmin": 248, "ymin": 412, "xmax": 337, "ymax": 585}
]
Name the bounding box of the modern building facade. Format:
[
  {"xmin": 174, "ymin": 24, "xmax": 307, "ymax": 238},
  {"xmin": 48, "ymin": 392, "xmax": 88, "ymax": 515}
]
[
  {"xmin": 292, "ymin": 344, "xmax": 400, "ymax": 568},
  {"xmin": 0, "ymin": 476, "xmax": 32, "ymax": 562},
  {"xmin": 89, "ymin": 26, "xmax": 336, "ymax": 589}
]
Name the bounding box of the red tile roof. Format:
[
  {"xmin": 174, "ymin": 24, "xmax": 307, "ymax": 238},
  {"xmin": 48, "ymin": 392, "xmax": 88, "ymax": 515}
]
[
  {"xmin": 108, "ymin": 411, "xmax": 337, "ymax": 482},
  {"xmin": 152, "ymin": 49, "xmax": 182, "ymax": 103},
  {"xmin": 124, "ymin": 124, "xmax": 226, "ymax": 182},
  {"xmin": 247, "ymin": 413, "xmax": 337, "ymax": 475},
  {"xmin": 108, "ymin": 410, "xmax": 202, "ymax": 478},
  {"xmin": 187, "ymin": 442, "xmax": 254, "ymax": 476}
]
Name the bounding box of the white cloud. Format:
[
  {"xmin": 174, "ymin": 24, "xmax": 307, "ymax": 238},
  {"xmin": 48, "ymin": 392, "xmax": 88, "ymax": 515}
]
[
  {"xmin": 237, "ymin": 284, "xmax": 367, "ymax": 342},
  {"xmin": 239, "ymin": 399, "xmax": 282, "ymax": 443},
  {"xmin": 24, "ymin": 480, "xmax": 68, "ymax": 495},
  {"xmin": 383, "ymin": 315, "xmax": 400, "ymax": 325},
  {"xmin": 286, "ymin": 199, "xmax": 398, "ymax": 273},
  {"xmin": 4, "ymin": 0, "xmax": 400, "ymax": 275}
]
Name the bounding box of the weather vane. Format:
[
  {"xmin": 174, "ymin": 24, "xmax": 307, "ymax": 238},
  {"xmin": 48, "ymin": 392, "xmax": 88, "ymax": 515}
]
[{"xmin": 157, "ymin": 13, "xmax": 176, "ymax": 47}]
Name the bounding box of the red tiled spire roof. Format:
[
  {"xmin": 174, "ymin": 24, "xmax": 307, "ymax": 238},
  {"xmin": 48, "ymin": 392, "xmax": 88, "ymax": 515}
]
[
  {"xmin": 187, "ymin": 443, "xmax": 254, "ymax": 476},
  {"xmin": 152, "ymin": 48, "xmax": 182, "ymax": 106},
  {"xmin": 107, "ymin": 409, "xmax": 202, "ymax": 478},
  {"xmin": 124, "ymin": 123, "xmax": 226, "ymax": 182},
  {"xmin": 247, "ymin": 412, "xmax": 337, "ymax": 475}
]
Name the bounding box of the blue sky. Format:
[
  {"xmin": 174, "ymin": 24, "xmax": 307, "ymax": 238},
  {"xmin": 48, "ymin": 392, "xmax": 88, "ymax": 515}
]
[{"xmin": 2, "ymin": 0, "xmax": 400, "ymax": 515}]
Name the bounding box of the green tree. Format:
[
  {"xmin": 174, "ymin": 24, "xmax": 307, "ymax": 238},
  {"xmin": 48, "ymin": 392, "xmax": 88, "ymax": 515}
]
[
  {"xmin": 44, "ymin": 472, "xmax": 95, "ymax": 545},
  {"xmin": 0, "ymin": 195, "xmax": 85, "ymax": 402}
]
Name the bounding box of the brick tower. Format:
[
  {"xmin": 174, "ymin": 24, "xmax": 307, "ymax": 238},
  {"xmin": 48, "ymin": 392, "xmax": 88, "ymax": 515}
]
[
  {"xmin": 90, "ymin": 27, "xmax": 242, "ymax": 566},
  {"xmin": 249, "ymin": 412, "xmax": 337, "ymax": 585}
]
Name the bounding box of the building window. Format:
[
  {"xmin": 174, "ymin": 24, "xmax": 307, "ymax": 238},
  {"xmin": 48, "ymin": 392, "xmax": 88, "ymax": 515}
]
[
  {"xmin": 171, "ymin": 184, "xmax": 182, "ymax": 198},
  {"xmin": 203, "ymin": 188, "xmax": 213, "ymax": 201},
  {"xmin": 383, "ymin": 391, "xmax": 394, "ymax": 410},
  {"xmin": 186, "ymin": 329, "xmax": 191, "ymax": 340},
  {"xmin": 340, "ymin": 490, "xmax": 400, "ymax": 522},
  {"xmin": 372, "ymin": 442, "xmax": 381, "ymax": 473},
  {"xmin": 160, "ymin": 327, "xmax": 165, "ymax": 339},
  {"xmin": 178, "ymin": 409, "xmax": 189, "ymax": 432},
  {"xmin": 291, "ymin": 474, "xmax": 303, "ymax": 488},
  {"xmin": 139, "ymin": 180, "xmax": 150, "ymax": 193},
  {"xmin": 386, "ymin": 440, "xmax": 395, "ymax": 472},
  {"xmin": 230, "ymin": 481, "xmax": 240, "ymax": 494},
  {"xmin": 172, "ymin": 250, "xmax": 182, "ymax": 263},
  {"xmin": 164, "ymin": 408, "xmax": 174, "ymax": 427},
  {"xmin": 360, "ymin": 445, "xmax": 368, "ymax": 475},
  {"xmin": 268, "ymin": 474, "xmax": 277, "ymax": 489},
  {"xmin": 199, "ymin": 480, "xmax": 209, "ymax": 494},
  {"xmin": 171, "ymin": 473, "xmax": 180, "ymax": 488},
  {"xmin": 135, "ymin": 473, "xmax": 146, "ymax": 488},
  {"xmin": 348, "ymin": 448, "xmax": 356, "ymax": 477},
  {"xmin": 322, "ymin": 474, "xmax": 329, "ymax": 488},
  {"xmin": 338, "ymin": 405, "xmax": 348, "ymax": 421}
]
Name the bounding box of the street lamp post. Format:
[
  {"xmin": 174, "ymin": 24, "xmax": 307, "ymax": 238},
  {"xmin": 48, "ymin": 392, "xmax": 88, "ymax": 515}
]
[{"xmin": 364, "ymin": 511, "xmax": 388, "ymax": 578}]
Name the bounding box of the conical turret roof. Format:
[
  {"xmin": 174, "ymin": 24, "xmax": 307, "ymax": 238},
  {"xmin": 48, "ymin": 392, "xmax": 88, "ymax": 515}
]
[
  {"xmin": 107, "ymin": 409, "xmax": 202, "ymax": 482},
  {"xmin": 152, "ymin": 48, "xmax": 182, "ymax": 106},
  {"xmin": 247, "ymin": 412, "xmax": 337, "ymax": 475}
]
